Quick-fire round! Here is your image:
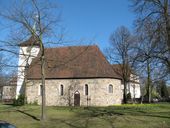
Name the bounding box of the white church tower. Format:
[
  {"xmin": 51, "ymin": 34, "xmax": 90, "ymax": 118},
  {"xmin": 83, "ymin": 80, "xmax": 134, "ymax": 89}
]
[{"xmin": 16, "ymin": 36, "xmax": 40, "ymax": 98}]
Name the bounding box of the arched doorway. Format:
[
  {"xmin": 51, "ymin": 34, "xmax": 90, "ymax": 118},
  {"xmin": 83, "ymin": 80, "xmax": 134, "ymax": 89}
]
[{"xmin": 74, "ymin": 91, "xmax": 80, "ymax": 106}]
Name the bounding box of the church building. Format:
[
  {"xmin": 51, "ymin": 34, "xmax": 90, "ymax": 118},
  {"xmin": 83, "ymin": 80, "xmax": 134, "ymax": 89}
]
[{"xmin": 16, "ymin": 36, "xmax": 140, "ymax": 106}]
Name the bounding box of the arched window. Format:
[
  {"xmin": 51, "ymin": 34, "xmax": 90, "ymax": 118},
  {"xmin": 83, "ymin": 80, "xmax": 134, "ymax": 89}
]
[
  {"xmin": 85, "ymin": 84, "xmax": 88, "ymax": 95},
  {"xmin": 60, "ymin": 84, "xmax": 64, "ymax": 96},
  {"xmin": 109, "ymin": 84, "xmax": 113, "ymax": 93}
]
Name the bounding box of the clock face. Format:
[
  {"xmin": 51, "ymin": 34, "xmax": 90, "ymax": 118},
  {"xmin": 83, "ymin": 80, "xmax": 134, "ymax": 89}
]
[{"xmin": 26, "ymin": 46, "xmax": 39, "ymax": 54}]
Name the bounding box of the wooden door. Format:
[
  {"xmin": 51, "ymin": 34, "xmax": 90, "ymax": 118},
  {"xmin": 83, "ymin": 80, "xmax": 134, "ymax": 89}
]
[{"xmin": 74, "ymin": 92, "xmax": 80, "ymax": 106}]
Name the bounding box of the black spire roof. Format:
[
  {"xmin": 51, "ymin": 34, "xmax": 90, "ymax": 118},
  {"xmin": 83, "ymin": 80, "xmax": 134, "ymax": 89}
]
[{"xmin": 19, "ymin": 36, "xmax": 40, "ymax": 47}]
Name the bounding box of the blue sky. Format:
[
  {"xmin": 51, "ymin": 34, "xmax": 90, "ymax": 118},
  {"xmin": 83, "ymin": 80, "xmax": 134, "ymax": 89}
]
[
  {"xmin": 0, "ymin": 0, "xmax": 135, "ymax": 51},
  {"xmin": 56, "ymin": 0, "xmax": 135, "ymax": 50},
  {"xmin": 0, "ymin": 0, "xmax": 135, "ymax": 74},
  {"xmin": 0, "ymin": 1, "xmax": 169, "ymax": 83}
]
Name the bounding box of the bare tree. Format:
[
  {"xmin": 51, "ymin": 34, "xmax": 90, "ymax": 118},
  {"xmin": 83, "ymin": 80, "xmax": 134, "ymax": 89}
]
[
  {"xmin": 130, "ymin": 0, "xmax": 170, "ymax": 72},
  {"xmin": 131, "ymin": 0, "xmax": 170, "ymax": 50},
  {"xmin": 0, "ymin": 0, "xmax": 62, "ymax": 121},
  {"xmin": 0, "ymin": 54, "xmax": 3, "ymax": 74},
  {"xmin": 66, "ymin": 80, "xmax": 79, "ymax": 107},
  {"xmin": 130, "ymin": 0, "xmax": 170, "ymax": 102},
  {"xmin": 106, "ymin": 26, "xmax": 136, "ymax": 104},
  {"xmin": 155, "ymin": 79, "xmax": 169, "ymax": 100},
  {"xmin": 133, "ymin": 18, "xmax": 170, "ymax": 103}
]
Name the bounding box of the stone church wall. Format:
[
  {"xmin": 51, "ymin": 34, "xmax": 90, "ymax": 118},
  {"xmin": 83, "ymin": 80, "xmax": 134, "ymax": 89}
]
[{"xmin": 26, "ymin": 78, "xmax": 123, "ymax": 106}]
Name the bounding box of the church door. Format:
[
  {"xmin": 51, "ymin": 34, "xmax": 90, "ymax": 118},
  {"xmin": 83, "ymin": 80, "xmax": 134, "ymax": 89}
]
[{"xmin": 74, "ymin": 91, "xmax": 80, "ymax": 106}]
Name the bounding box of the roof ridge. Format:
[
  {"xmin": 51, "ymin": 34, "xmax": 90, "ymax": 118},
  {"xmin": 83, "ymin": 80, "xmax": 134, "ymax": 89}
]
[{"xmin": 44, "ymin": 45, "xmax": 98, "ymax": 50}]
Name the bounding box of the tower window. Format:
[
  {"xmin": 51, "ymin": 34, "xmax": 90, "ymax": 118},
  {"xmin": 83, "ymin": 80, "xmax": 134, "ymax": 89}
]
[{"xmin": 26, "ymin": 47, "xmax": 32, "ymax": 53}]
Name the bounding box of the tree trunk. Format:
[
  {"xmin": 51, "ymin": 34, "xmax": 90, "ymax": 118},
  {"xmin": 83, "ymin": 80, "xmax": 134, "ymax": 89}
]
[
  {"xmin": 123, "ymin": 80, "xmax": 127, "ymax": 104},
  {"xmin": 24, "ymin": 62, "xmax": 29, "ymax": 104},
  {"xmin": 41, "ymin": 55, "xmax": 46, "ymax": 120},
  {"xmin": 39, "ymin": 37, "xmax": 46, "ymax": 121},
  {"xmin": 23, "ymin": 74, "xmax": 27, "ymax": 104},
  {"xmin": 147, "ymin": 59, "xmax": 151, "ymax": 103},
  {"xmin": 141, "ymin": 94, "xmax": 144, "ymax": 104}
]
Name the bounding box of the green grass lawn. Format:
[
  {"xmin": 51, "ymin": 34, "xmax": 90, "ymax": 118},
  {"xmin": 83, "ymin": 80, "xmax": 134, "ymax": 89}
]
[{"xmin": 0, "ymin": 103, "xmax": 170, "ymax": 128}]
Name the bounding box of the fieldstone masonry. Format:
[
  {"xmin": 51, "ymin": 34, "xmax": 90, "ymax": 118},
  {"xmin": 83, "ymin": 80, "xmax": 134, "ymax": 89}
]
[{"xmin": 26, "ymin": 78, "xmax": 123, "ymax": 106}]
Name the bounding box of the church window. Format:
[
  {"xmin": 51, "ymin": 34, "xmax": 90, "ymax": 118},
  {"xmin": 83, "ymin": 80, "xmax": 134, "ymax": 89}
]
[
  {"xmin": 109, "ymin": 84, "xmax": 113, "ymax": 93},
  {"xmin": 60, "ymin": 84, "xmax": 64, "ymax": 96},
  {"xmin": 85, "ymin": 84, "xmax": 88, "ymax": 95}
]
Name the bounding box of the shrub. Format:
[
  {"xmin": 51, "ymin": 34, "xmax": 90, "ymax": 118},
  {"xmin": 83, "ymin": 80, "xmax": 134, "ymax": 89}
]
[
  {"xmin": 31, "ymin": 100, "xmax": 38, "ymax": 105},
  {"xmin": 127, "ymin": 92, "xmax": 131, "ymax": 100},
  {"xmin": 13, "ymin": 95, "xmax": 26, "ymax": 106}
]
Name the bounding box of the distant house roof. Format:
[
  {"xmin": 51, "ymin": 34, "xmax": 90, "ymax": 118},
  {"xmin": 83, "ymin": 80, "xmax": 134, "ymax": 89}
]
[
  {"xmin": 27, "ymin": 45, "xmax": 121, "ymax": 79},
  {"xmin": 111, "ymin": 64, "xmax": 140, "ymax": 84},
  {"xmin": 111, "ymin": 64, "xmax": 123, "ymax": 78},
  {"xmin": 18, "ymin": 36, "xmax": 40, "ymax": 47},
  {"xmin": 9, "ymin": 77, "xmax": 17, "ymax": 86}
]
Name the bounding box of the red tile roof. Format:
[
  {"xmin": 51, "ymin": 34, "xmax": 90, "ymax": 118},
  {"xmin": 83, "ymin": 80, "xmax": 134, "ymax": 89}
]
[{"xmin": 27, "ymin": 45, "xmax": 121, "ymax": 79}]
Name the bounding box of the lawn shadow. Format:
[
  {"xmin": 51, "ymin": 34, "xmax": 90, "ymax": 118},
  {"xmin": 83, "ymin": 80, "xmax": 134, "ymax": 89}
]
[
  {"xmin": 48, "ymin": 107, "xmax": 123, "ymax": 128},
  {"xmin": 144, "ymin": 113, "xmax": 170, "ymax": 119},
  {"xmin": 50, "ymin": 118, "xmax": 90, "ymax": 128},
  {"xmin": 60, "ymin": 107, "xmax": 124, "ymax": 128},
  {"xmin": 83, "ymin": 107, "xmax": 124, "ymax": 117},
  {"xmin": 16, "ymin": 110, "xmax": 40, "ymax": 121},
  {"xmin": 61, "ymin": 118, "xmax": 90, "ymax": 128},
  {"xmin": 99, "ymin": 116, "xmax": 118, "ymax": 128},
  {"xmin": 123, "ymin": 109, "xmax": 170, "ymax": 120}
]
